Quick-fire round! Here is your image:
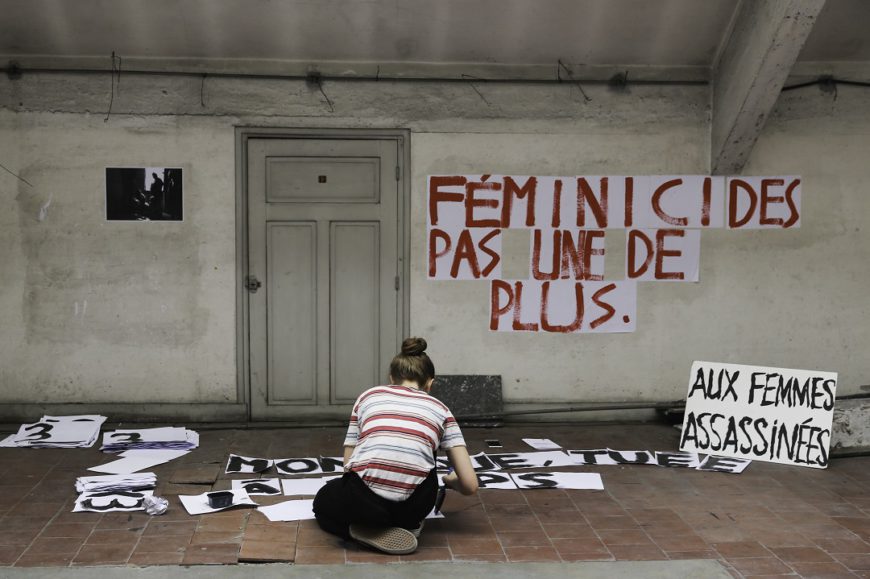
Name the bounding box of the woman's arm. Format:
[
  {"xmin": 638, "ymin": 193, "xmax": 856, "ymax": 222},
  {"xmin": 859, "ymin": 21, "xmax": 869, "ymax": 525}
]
[
  {"xmin": 442, "ymin": 445, "xmax": 479, "ymax": 495},
  {"xmin": 343, "ymin": 444, "xmax": 355, "ymax": 468}
]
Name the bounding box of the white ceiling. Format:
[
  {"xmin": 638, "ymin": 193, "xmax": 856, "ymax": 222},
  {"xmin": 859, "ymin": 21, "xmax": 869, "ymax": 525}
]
[{"xmin": 1, "ymin": 0, "xmax": 868, "ymax": 75}]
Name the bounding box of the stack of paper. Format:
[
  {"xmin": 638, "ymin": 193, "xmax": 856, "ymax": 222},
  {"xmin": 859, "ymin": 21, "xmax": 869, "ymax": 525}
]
[
  {"xmin": 100, "ymin": 427, "xmax": 199, "ymax": 453},
  {"xmin": 75, "ymin": 472, "xmax": 157, "ymax": 493},
  {"xmin": 0, "ymin": 415, "xmax": 107, "ymax": 448}
]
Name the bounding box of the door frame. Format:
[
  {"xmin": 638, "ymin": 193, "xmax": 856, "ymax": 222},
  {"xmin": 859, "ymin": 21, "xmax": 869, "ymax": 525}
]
[{"xmin": 234, "ymin": 127, "xmax": 411, "ymax": 420}]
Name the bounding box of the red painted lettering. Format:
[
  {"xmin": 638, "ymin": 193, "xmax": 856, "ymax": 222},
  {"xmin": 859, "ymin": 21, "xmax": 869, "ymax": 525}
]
[
  {"xmin": 465, "ymin": 175, "xmax": 501, "ymax": 228},
  {"xmin": 428, "ymin": 228, "xmax": 451, "ymax": 277},
  {"xmin": 652, "ymin": 178, "xmax": 689, "ymax": 226},
  {"xmin": 655, "ymin": 229, "xmax": 685, "ymax": 280},
  {"xmin": 728, "ymin": 179, "xmax": 757, "ymax": 228},
  {"xmin": 540, "ymin": 282, "xmax": 583, "ymax": 333},
  {"xmin": 590, "ymin": 283, "xmax": 617, "ymax": 329},
  {"xmin": 428, "ymin": 176, "xmax": 466, "ymax": 226},
  {"xmin": 501, "ymin": 176, "xmax": 537, "ymax": 227},
  {"xmin": 576, "ymin": 177, "xmax": 608, "ymax": 228},
  {"xmin": 627, "ymin": 229, "xmax": 654, "ymax": 278}
]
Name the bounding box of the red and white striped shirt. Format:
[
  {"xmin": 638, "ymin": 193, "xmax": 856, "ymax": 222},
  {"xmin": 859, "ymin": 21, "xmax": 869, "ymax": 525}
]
[{"xmin": 344, "ymin": 385, "xmax": 466, "ymax": 501}]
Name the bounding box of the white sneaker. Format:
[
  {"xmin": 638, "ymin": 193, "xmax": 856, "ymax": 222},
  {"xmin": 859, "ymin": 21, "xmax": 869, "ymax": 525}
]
[{"xmin": 348, "ymin": 525, "xmax": 418, "ymax": 555}]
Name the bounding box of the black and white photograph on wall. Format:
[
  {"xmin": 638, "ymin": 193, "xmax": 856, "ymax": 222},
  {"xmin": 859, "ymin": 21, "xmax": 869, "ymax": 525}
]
[{"xmin": 105, "ymin": 167, "xmax": 183, "ymax": 221}]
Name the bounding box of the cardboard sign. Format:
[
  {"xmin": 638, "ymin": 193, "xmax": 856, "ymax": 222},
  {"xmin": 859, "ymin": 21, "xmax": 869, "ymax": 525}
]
[{"xmin": 679, "ymin": 361, "xmax": 837, "ymax": 469}]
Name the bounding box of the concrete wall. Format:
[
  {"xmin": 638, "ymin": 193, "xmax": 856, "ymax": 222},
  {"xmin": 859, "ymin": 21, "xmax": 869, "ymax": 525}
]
[{"xmin": 0, "ymin": 72, "xmax": 866, "ymax": 415}]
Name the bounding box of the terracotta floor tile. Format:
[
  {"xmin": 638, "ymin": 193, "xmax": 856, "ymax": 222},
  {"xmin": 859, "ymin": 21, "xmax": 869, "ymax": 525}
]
[
  {"xmin": 134, "ymin": 535, "xmax": 190, "ymax": 553},
  {"xmin": 664, "ymin": 550, "xmax": 719, "ymax": 559},
  {"xmin": 834, "ymin": 553, "xmax": 870, "ymax": 570},
  {"xmin": 181, "ymin": 542, "xmax": 240, "ymax": 565},
  {"xmin": 607, "ymin": 544, "xmax": 667, "ymax": 561},
  {"xmin": 452, "ymin": 553, "xmax": 507, "ymax": 562},
  {"xmin": 504, "ymin": 545, "xmax": 560, "ymax": 562},
  {"xmin": 788, "ymin": 561, "xmax": 856, "ymax": 578},
  {"xmin": 50, "ymin": 511, "xmax": 102, "ymax": 525},
  {"xmin": 479, "ymin": 490, "xmax": 527, "ymax": 505},
  {"xmin": 770, "ymin": 545, "xmax": 834, "ymax": 563},
  {"xmin": 40, "ymin": 522, "xmax": 98, "ymax": 538},
  {"xmin": 0, "ymin": 545, "xmax": 26, "ymax": 566},
  {"xmin": 833, "ymin": 517, "xmax": 870, "ymax": 541},
  {"xmin": 586, "ymin": 515, "xmax": 641, "ymax": 530},
  {"xmin": 650, "ymin": 533, "xmax": 709, "ymax": 552},
  {"xmin": 238, "ymin": 540, "xmax": 295, "ymax": 562},
  {"xmin": 143, "ymin": 520, "xmax": 198, "ymax": 536},
  {"xmin": 447, "ymin": 536, "xmax": 504, "ymax": 555},
  {"xmin": 417, "ymin": 531, "xmax": 448, "ymax": 548},
  {"xmin": 0, "ymin": 529, "xmax": 40, "ymax": 547},
  {"xmin": 2, "ymin": 515, "xmax": 59, "ymax": 531},
  {"xmin": 488, "ymin": 516, "xmax": 541, "ymax": 532},
  {"xmin": 294, "ymin": 545, "xmax": 346, "ymax": 564},
  {"xmin": 541, "ymin": 523, "xmax": 596, "ymax": 539},
  {"xmin": 550, "ymin": 537, "xmax": 609, "ymax": 556},
  {"xmin": 243, "ymin": 523, "xmax": 297, "ymax": 542},
  {"xmin": 190, "ymin": 530, "xmax": 243, "ymax": 545},
  {"xmin": 72, "ymin": 542, "xmax": 136, "ymax": 565},
  {"xmin": 14, "ymin": 552, "xmax": 76, "ymax": 567},
  {"xmin": 345, "ymin": 546, "xmax": 399, "ymax": 563},
  {"xmin": 399, "ymin": 547, "xmax": 452, "ymax": 562},
  {"xmin": 85, "ymin": 528, "xmax": 142, "ymax": 546},
  {"xmin": 814, "ymin": 537, "xmax": 870, "ymax": 553},
  {"xmin": 95, "ymin": 512, "xmax": 151, "ymax": 530},
  {"xmin": 496, "ymin": 530, "xmax": 551, "ymax": 547},
  {"xmin": 297, "ymin": 526, "xmax": 341, "ymax": 547},
  {"xmin": 727, "ymin": 556, "xmax": 794, "ymax": 575},
  {"xmin": 597, "ymin": 529, "xmax": 653, "ymax": 546},
  {"xmin": 24, "ymin": 536, "xmax": 85, "ymax": 554},
  {"xmin": 535, "ymin": 509, "xmax": 588, "ymax": 525},
  {"xmin": 128, "ymin": 551, "xmax": 186, "ymax": 566}
]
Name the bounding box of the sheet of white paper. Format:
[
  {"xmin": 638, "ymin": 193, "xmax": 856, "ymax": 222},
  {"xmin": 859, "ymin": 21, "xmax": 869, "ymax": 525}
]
[
  {"xmin": 696, "ymin": 455, "xmax": 751, "ymax": 474},
  {"xmin": 510, "ymin": 472, "xmax": 604, "ymax": 490},
  {"xmin": 88, "ymin": 449, "xmax": 190, "ymax": 474},
  {"xmin": 73, "ymin": 490, "xmax": 154, "ymax": 512},
  {"xmin": 476, "ymin": 472, "xmax": 519, "ymax": 489},
  {"xmin": 274, "ymin": 457, "xmax": 324, "ymax": 476},
  {"xmin": 179, "ymin": 489, "xmax": 257, "ymax": 515},
  {"xmin": 225, "ymin": 454, "xmax": 273, "ymax": 474},
  {"xmin": 281, "ymin": 476, "xmax": 340, "ymax": 496},
  {"xmin": 258, "ymin": 499, "xmax": 316, "ymax": 522},
  {"xmin": 655, "ymin": 451, "xmax": 701, "ymax": 468},
  {"xmin": 566, "ymin": 449, "xmax": 620, "ymax": 465},
  {"xmin": 485, "ymin": 450, "xmax": 576, "ymax": 469},
  {"xmin": 425, "ymin": 507, "xmax": 444, "ymax": 520},
  {"xmin": 231, "ymin": 478, "xmax": 283, "ymax": 496},
  {"xmin": 0, "ymin": 434, "xmax": 18, "ymax": 447},
  {"xmin": 522, "ymin": 438, "xmax": 562, "ymax": 450}
]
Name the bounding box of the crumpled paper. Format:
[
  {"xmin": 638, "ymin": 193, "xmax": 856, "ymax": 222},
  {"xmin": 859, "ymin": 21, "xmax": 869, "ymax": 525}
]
[{"xmin": 144, "ymin": 495, "xmax": 169, "ymax": 515}]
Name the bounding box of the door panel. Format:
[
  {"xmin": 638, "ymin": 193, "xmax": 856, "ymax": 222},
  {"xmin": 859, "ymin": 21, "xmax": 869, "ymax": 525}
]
[
  {"xmin": 247, "ymin": 136, "xmax": 403, "ymax": 419},
  {"xmin": 330, "ymin": 221, "xmax": 381, "ymax": 403},
  {"xmin": 266, "ymin": 222, "xmax": 317, "ymax": 404}
]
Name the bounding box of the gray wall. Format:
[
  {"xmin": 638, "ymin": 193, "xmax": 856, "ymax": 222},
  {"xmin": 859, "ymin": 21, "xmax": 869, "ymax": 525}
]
[{"xmin": 0, "ymin": 72, "xmax": 866, "ymax": 412}]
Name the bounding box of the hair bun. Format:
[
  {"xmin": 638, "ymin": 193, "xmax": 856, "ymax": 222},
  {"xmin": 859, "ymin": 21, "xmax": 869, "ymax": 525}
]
[{"xmin": 401, "ymin": 337, "xmax": 427, "ymax": 356}]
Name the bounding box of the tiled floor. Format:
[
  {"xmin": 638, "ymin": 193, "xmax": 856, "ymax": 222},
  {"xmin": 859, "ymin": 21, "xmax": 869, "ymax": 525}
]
[{"xmin": 0, "ymin": 423, "xmax": 867, "ymax": 577}]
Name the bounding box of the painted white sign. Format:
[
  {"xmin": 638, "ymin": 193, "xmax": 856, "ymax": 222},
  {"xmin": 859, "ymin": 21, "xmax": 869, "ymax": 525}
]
[{"xmin": 679, "ymin": 361, "xmax": 837, "ymax": 469}]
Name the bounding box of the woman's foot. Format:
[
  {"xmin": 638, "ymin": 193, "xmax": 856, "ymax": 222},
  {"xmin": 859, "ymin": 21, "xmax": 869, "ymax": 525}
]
[{"xmin": 348, "ymin": 525, "xmax": 418, "ymax": 555}]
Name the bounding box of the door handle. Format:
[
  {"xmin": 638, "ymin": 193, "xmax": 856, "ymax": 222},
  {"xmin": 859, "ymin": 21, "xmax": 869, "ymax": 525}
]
[{"xmin": 245, "ymin": 275, "xmax": 262, "ymax": 293}]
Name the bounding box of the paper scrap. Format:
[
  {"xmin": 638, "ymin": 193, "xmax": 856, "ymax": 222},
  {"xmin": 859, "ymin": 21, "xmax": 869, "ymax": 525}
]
[
  {"xmin": 88, "ymin": 449, "xmax": 190, "ymax": 474},
  {"xmin": 522, "ymin": 438, "xmax": 562, "ymax": 450},
  {"xmin": 179, "ymin": 489, "xmax": 257, "ymax": 515},
  {"xmin": 281, "ymin": 476, "xmax": 340, "ymax": 496},
  {"xmin": 258, "ymin": 499, "xmax": 316, "ymax": 522}
]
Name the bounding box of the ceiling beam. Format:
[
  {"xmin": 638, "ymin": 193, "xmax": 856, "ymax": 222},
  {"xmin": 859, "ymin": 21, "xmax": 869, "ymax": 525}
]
[{"xmin": 711, "ymin": 0, "xmax": 826, "ymax": 174}]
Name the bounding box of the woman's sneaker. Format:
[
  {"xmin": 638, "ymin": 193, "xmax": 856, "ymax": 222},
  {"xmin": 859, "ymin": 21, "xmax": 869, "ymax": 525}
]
[{"xmin": 348, "ymin": 525, "xmax": 418, "ymax": 555}]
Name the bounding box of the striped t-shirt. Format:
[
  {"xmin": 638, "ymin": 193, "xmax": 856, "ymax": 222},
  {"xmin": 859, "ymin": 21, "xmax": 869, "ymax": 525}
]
[{"xmin": 343, "ymin": 384, "xmax": 466, "ymax": 501}]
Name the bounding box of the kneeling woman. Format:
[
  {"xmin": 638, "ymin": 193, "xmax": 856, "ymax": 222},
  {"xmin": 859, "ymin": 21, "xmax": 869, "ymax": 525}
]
[{"xmin": 313, "ymin": 337, "xmax": 478, "ymax": 554}]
